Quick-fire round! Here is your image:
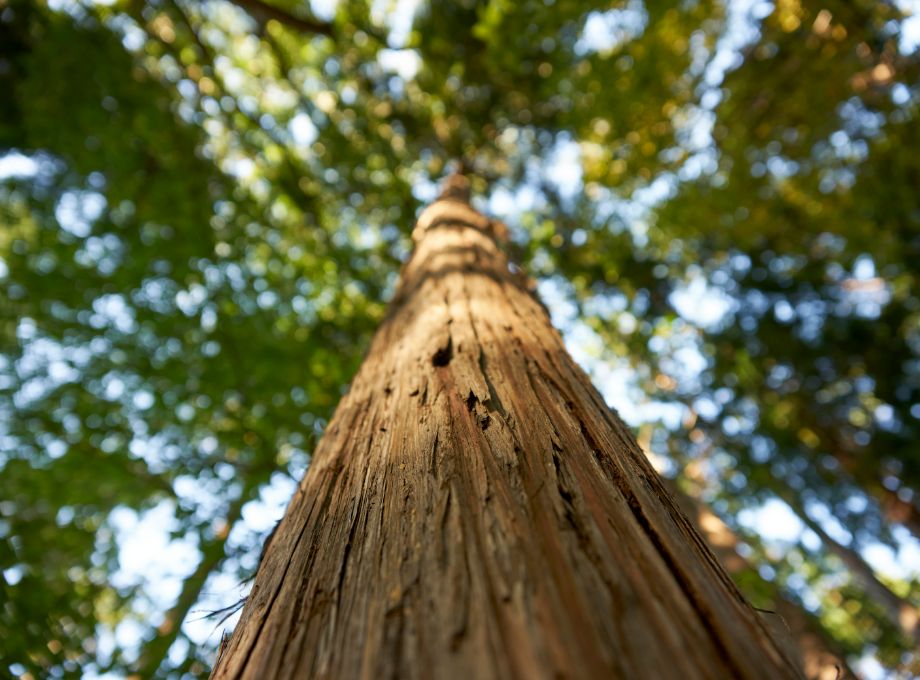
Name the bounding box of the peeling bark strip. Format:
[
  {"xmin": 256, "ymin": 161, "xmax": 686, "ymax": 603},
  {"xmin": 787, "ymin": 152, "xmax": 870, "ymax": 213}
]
[{"xmin": 210, "ymin": 175, "xmax": 804, "ymax": 679}]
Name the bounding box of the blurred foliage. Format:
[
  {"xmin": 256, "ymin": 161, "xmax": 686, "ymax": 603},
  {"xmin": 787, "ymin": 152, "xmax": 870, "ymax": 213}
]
[{"xmin": 0, "ymin": 0, "xmax": 918, "ymax": 677}]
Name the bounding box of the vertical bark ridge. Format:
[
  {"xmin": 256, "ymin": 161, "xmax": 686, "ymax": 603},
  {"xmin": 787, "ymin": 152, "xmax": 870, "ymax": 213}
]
[{"xmin": 211, "ymin": 178, "xmax": 805, "ymax": 680}]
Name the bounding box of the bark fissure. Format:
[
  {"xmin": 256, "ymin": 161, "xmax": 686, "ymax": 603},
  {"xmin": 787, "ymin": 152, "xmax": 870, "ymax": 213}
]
[
  {"xmin": 230, "ymin": 460, "xmax": 341, "ymax": 680},
  {"xmin": 432, "ymin": 334, "xmax": 453, "ymax": 367},
  {"xmin": 594, "ymin": 435, "xmax": 749, "ymax": 680},
  {"xmin": 467, "ymin": 296, "xmax": 509, "ymax": 422}
]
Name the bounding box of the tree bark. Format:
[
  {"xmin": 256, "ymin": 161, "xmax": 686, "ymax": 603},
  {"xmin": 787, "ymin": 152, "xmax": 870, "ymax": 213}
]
[
  {"xmin": 662, "ymin": 478, "xmax": 854, "ymax": 680},
  {"xmin": 210, "ymin": 175, "xmax": 804, "ymax": 679}
]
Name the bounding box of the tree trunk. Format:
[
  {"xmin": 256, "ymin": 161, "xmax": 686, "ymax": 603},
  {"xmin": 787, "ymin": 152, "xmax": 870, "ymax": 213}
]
[
  {"xmin": 210, "ymin": 175, "xmax": 804, "ymax": 679},
  {"xmin": 662, "ymin": 478, "xmax": 854, "ymax": 680}
]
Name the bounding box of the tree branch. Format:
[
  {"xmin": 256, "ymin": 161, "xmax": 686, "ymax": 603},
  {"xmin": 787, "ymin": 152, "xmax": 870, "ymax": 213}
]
[
  {"xmin": 133, "ymin": 470, "xmax": 267, "ymax": 678},
  {"xmin": 224, "ymin": 0, "xmax": 334, "ymax": 36}
]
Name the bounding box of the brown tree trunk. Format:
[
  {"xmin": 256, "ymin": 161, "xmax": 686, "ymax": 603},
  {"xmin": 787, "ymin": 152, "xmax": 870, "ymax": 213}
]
[
  {"xmin": 662, "ymin": 478, "xmax": 854, "ymax": 680},
  {"xmin": 210, "ymin": 175, "xmax": 804, "ymax": 679}
]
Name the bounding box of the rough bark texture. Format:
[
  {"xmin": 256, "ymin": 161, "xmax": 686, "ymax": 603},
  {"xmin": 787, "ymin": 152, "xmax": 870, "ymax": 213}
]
[
  {"xmin": 211, "ymin": 177, "xmax": 805, "ymax": 679},
  {"xmin": 663, "ymin": 478, "xmax": 854, "ymax": 680}
]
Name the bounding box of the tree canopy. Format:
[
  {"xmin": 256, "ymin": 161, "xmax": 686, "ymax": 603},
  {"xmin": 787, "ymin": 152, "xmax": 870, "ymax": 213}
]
[{"xmin": 1, "ymin": 0, "xmax": 918, "ymax": 677}]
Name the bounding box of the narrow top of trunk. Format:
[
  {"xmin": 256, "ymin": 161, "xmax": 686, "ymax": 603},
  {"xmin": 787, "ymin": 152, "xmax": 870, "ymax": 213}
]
[
  {"xmin": 437, "ymin": 171, "xmax": 471, "ymax": 204},
  {"xmin": 413, "ymin": 170, "xmax": 508, "ymax": 245}
]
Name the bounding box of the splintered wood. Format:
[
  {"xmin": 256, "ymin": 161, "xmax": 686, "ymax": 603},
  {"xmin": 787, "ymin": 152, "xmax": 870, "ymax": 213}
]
[{"xmin": 211, "ymin": 185, "xmax": 804, "ymax": 680}]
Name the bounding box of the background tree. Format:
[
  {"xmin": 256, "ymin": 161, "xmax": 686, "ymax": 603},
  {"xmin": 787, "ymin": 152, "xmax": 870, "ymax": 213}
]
[{"xmin": 0, "ymin": 0, "xmax": 917, "ymax": 677}]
